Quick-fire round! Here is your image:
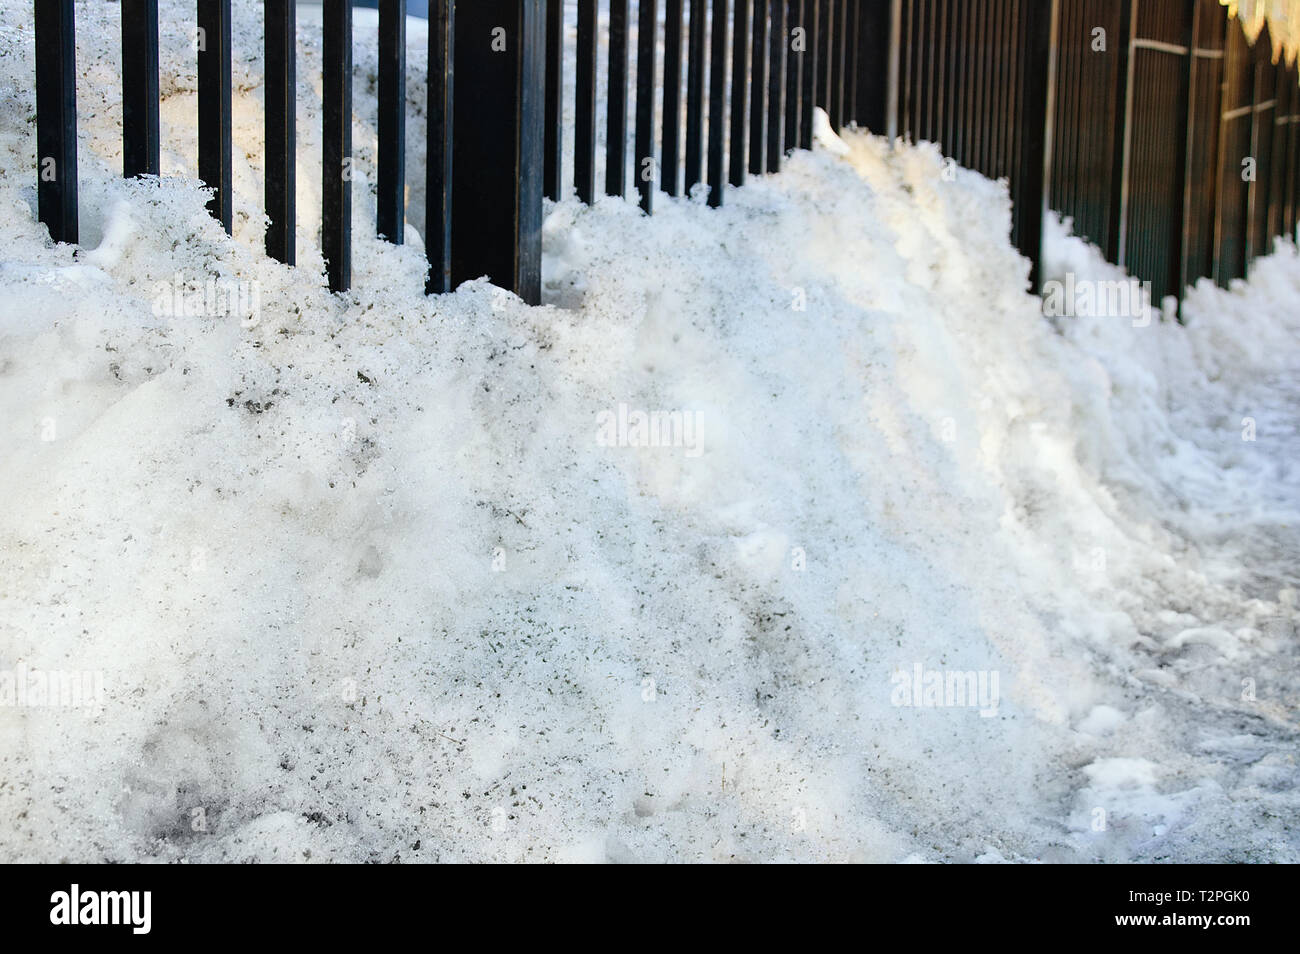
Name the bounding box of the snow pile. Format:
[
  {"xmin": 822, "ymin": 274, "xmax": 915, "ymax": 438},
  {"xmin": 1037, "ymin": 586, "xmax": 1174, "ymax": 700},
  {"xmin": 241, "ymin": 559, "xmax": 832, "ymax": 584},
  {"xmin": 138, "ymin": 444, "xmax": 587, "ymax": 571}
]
[{"xmin": 0, "ymin": 1, "xmax": 1297, "ymax": 862}]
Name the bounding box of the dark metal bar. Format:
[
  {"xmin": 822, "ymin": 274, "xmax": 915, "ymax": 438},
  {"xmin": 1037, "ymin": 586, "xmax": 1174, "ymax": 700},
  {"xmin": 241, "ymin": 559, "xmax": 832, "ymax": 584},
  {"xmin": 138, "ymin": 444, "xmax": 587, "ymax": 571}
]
[
  {"xmin": 800, "ymin": 0, "xmax": 818, "ymax": 146},
  {"xmin": 663, "ymin": 0, "xmax": 684, "ymax": 195},
  {"xmin": 1017, "ymin": 0, "xmax": 1056, "ymax": 292},
  {"xmin": 686, "ymin": 0, "xmax": 707, "ymax": 192},
  {"xmin": 544, "ymin": 0, "xmax": 563, "ymax": 200},
  {"xmin": 785, "ymin": 0, "xmax": 801, "ymax": 152},
  {"xmin": 451, "ymin": 0, "xmax": 545, "ymax": 304},
  {"xmin": 817, "ymin": 0, "xmax": 831, "ymax": 111},
  {"xmin": 844, "ymin": 0, "xmax": 858, "ymax": 125},
  {"xmin": 122, "ymin": 0, "xmax": 160, "ymax": 179},
  {"xmin": 198, "ymin": 0, "xmax": 232, "ymax": 234},
  {"xmin": 767, "ymin": 0, "xmax": 786, "ymax": 167},
  {"xmin": 708, "ymin": 0, "xmax": 729, "ymax": 206},
  {"xmin": 730, "ymin": 0, "xmax": 749, "ymax": 186},
  {"xmin": 830, "ymin": 0, "xmax": 845, "ymax": 130},
  {"xmin": 322, "ymin": 0, "xmax": 352, "ymax": 291},
  {"xmin": 607, "ymin": 0, "xmax": 629, "ymax": 196},
  {"xmin": 426, "ymin": 0, "xmax": 453, "ymax": 293},
  {"xmin": 576, "ymin": 0, "xmax": 598, "ymax": 203},
  {"xmin": 35, "ymin": 0, "xmax": 77, "ymax": 244},
  {"xmin": 377, "ymin": 0, "xmax": 406, "ymax": 243},
  {"xmin": 636, "ymin": 0, "xmax": 659, "ymax": 211},
  {"xmin": 264, "ymin": 0, "xmax": 296, "ymax": 264},
  {"xmin": 750, "ymin": 0, "xmax": 768, "ymax": 174},
  {"xmin": 1108, "ymin": 0, "xmax": 1135, "ymax": 264}
]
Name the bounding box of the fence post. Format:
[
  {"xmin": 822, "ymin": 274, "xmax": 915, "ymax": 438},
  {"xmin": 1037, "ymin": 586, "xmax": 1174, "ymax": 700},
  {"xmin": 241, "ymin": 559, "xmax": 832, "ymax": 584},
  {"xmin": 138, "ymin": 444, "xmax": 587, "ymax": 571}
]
[
  {"xmin": 544, "ymin": 0, "xmax": 563, "ymax": 200},
  {"xmin": 1109, "ymin": 0, "xmax": 1135, "ymax": 265},
  {"xmin": 663, "ymin": 0, "xmax": 684, "ymax": 195},
  {"xmin": 377, "ymin": 0, "xmax": 406, "ymax": 243},
  {"xmin": 767, "ymin": 0, "xmax": 786, "ymax": 168},
  {"xmin": 800, "ymin": 0, "xmax": 819, "ymax": 147},
  {"xmin": 784, "ymin": 0, "xmax": 801, "ymax": 152},
  {"xmin": 708, "ymin": 0, "xmax": 729, "ymax": 206},
  {"xmin": 122, "ymin": 0, "xmax": 160, "ymax": 179},
  {"xmin": 265, "ymin": 0, "xmax": 296, "ymax": 264},
  {"xmin": 575, "ymin": 0, "xmax": 597, "ymax": 203},
  {"xmin": 636, "ymin": 0, "xmax": 659, "ymax": 211},
  {"xmin": 322, "ymin": 0, "xmax": 352, "ymax": 292},
  {"xmin": 1017, "ymin": 0, "xmax": 1058, "ymax": 293},
  {"xmin": 730, "ymin": 0, "xmax": 750, "ymax": 187},
  {"xmin": 451, "ymin": 0, "xmax": 545, "ymax": 305},
  {"xmin": 198, "ymin": 0, "xmax": 232, "ymax": 234},
  {"xmin": 854, "ymin": 0, "xmax": 890, "ymax": 133},
  {"xmin": 426, "ymin": 0, "xmax": 453, "ymax": 293},
  {"xmin": 686, "ymin": 0, "xmax": 708, "ymax": 191},
  {"xmin": 749, "ymin": 0, "xmax": 768, "ymax": 174},
  {"xmin": 35, "ymin": 0, "xmax": 78, "ymax": 244},
  {"xmin": 606, "ymin": 0, "xmax": 629, "ymax": 196},
  {"xmin": 886, "ymin": 0, "xmax": 900, "ymax": 140}
]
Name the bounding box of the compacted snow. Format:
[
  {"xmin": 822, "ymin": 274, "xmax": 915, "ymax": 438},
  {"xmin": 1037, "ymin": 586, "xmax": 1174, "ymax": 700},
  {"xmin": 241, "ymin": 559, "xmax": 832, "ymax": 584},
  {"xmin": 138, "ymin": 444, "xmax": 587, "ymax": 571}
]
[{"xmin": 0, "ymin": 1, "xmax": 1297, "ymax": 862}]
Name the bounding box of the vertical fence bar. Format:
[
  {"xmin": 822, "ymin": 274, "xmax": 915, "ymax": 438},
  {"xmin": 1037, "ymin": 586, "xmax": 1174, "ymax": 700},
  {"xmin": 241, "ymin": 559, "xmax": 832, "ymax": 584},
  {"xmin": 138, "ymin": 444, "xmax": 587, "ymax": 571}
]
[
  {"xmin": 451, "ymin": 0, "xmax": 545, "ymax": 304},
  {"xmin": 816, "ymin": 0, "xmax": 831, "ymax": 112},
  {"xmin": 855, "ymin": 0, "xmax": 888, "ymax": 132},
  {"xmin": 708, "ymin": 0, "xmax": 729, "ymax": 205},
  {"xmin": 664, "ymin": 0, "xmax": 684, "ymax": 195},
  {"xmin": 800, "ymin": 0, "xmax": 819, "ymax": 146},
  {"xmin": 322, "ymin": 0, "xmax": 352, "ymax": 291},
  {"xmin": 837, "ymin": 0, "xmax": 847, "ymax": 130},
  {"xmin": 265, "ymin": 0, "xmax": 296, "ymax": 264},
  {"xmin": 1109, "ymin": 0, "xmax": 1135, "ymax": 264},
  {"xmin": 576, "ymin": 0, "xmax": 598, "ymax": 203},
  {"xmin": 844, "ymin": 0, "xmax": 858, "ymax": 124},
  {"xmin": 750, "ymin": 0, "xmax": 768, "ymax": 174},
  {"xmin": 731, "ymin": 0, "xmax": 750, "ymax": 186},
  {"xmin": 686, "ymin": 0, "xmax": 708, "ymax": 192},
  {"xmin": 122, "ymin": 0, "xmax": 160, "ymax": 179},
  {"xmin": 637, "ymin": 0, "xmax": 659, "ymax": 211},
  {"xmin": 1017, "ymin": 0, "xmax": 1057, "ymax": 292},
  {"xmin": 198, "ymin": 0, "xmax": 232, "ymax": 234},
  {"xmin": 426, "ymin": 0, "xmax": 453, "ymax": 293},
  {"xmin": 544, "ymin": 0, "xmax": 563, "ymax": 200},
  {"xmin": 377, "ymin": 0, "xmax": 406, "ymax": 243},
  {"xmin": 607, "ymin": 0, "xmax": 629, "ymax": 196},
  {"xmin": 35, "ymin": 0, "xmax": 77, "ymax": 245},
  {"xmin": 785, "ymin": 0, "xmax": 801, "ymax": 152},
  {"xmin": 768, "ymin": 0, "xmax": 786, "ymax": 167}
]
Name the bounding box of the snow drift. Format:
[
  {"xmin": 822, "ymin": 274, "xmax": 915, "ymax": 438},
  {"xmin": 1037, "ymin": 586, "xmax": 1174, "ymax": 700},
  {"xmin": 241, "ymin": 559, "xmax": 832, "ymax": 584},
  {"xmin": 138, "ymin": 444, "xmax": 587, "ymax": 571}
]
[{"xmin": 0, "ymin": 1, "xmax": 1297, "ymax": 862}]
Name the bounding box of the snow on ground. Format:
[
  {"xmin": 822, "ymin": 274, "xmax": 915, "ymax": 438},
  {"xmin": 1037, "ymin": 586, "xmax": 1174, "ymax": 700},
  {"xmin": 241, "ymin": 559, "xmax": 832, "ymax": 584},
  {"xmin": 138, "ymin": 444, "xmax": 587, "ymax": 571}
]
[{"xmin": 0, "ymin": 1, "xmax": 1297, "ymax": 862}]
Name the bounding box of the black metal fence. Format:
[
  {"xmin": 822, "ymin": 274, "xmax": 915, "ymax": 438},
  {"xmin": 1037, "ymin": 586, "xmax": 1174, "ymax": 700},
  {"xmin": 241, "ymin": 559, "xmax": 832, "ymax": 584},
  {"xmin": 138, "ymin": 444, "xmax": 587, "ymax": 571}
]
[{"xmin": 29, "ymin": 1, "xmax": 1300, "ymax": 308}]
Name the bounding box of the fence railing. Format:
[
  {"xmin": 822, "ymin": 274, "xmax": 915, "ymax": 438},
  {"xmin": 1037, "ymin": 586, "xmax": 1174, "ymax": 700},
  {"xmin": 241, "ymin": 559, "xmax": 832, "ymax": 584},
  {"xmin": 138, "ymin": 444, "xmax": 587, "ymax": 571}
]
[{"xmin": 30, "ymin": 1, "xmax": 1300, "ymax": 309}]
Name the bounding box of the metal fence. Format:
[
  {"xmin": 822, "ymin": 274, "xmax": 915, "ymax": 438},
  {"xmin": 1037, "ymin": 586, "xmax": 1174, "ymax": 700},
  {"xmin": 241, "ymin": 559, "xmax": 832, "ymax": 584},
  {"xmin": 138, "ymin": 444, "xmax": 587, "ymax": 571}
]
[{"xmin": 29, "ymin": 1, "xmax": 1300, "ymax": 308}]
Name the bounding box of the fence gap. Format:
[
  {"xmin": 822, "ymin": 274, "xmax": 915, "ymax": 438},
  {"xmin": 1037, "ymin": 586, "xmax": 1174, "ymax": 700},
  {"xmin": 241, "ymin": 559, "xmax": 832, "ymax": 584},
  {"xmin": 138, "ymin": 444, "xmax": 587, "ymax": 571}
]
[
  {"xmin": 800, "ymin": 0, "xmax": 819, "ymax": 146},
  {"xmin": 785, "ymin": 0, "xmax": 802, "ymax": 152}
]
